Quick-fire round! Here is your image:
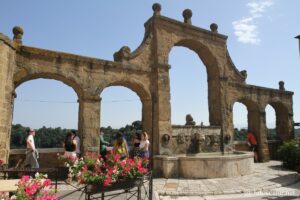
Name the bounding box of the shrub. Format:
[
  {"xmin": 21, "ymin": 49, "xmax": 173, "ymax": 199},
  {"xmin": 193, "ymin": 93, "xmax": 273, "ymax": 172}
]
[{"xmin": 278, "ymin": 140, "xmax": 300, "ymax": 169}]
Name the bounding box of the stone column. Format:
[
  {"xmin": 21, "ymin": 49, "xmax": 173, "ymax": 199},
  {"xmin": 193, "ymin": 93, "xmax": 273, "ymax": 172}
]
[
  {"xmin": 248, "ymin": 109, "xmax": 270, "ymax": 162},
  {"xmin": 78, "ymin": 95, "xmax": 101, "ymax": 153},
  {"xmin": 152, "ymin": 63, "xmax": 172, "ymax": 155},
  {"xmin": 208, "ymin": 77, "xmax": 222, "ymax": 126},
  {"xmin": 222, "ymin": 104, "xmax": 234, "ymax": 147},
  {"xmin": 276, "ymin": 107, "xmax": 294, "ymax": 141},
  {"xmin": 0, "ymin": 35, "xmax": 16, "ymax": 162},
  {"xmin": 142, "ymin": 98, "xmax": 152, "ymax": 138}
]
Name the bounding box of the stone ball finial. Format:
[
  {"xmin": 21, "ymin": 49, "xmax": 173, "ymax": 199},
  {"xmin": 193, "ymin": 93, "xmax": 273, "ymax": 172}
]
[
  {"xmin": 240, "ymin": 70, "xmax": 247, "ymax": 79},
  {"xmin": 279, "ymin": 81, "xmax": 285, "ymax": 90},
  {"xmin": 182, "ymin": 9, "xmax": 192, "ymax": 24},
  {"xmin": 210, "ymin": 23, "xmax": 218, "ymax": 33},
  {"xmin": 152, "ymin": 3, "xmax": 161, "ymax": 16},
  {"xmin": 12, "ymin": 26, "xmax": 24, "ymax": 43}
]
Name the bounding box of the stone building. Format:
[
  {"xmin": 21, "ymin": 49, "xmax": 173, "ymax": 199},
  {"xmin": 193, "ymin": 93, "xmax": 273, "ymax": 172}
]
[{"xmin": 0, "ymin": 4, "xmax": 294, "ymax": 163}]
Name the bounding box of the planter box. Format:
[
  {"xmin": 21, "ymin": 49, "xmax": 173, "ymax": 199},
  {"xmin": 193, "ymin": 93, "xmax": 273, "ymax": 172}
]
[{"xmin": 85, "ymin": 178, "xmax": 143, "ymax": 195}]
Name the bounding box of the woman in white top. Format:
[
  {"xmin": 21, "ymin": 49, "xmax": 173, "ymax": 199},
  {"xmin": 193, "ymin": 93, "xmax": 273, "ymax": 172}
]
[{"xmin": 139, "ymin": 131, "xmax": 150, "ymax": 159}]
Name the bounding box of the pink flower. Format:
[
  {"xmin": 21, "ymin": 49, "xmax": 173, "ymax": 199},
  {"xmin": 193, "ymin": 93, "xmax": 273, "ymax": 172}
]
[
  {"xmin": 120, "ymin": 160, "xmax": 126, "ymax": 167},
  {"xmin": 114, "ymin": 154, "xmax": 121, "ymax": 161},
  {"xmin": 43, "ymin": 179, "xmax": 52, "ymax": 187},
  {"xmin": 21, "ymin": 175, "xmax": 30, "ymax": 182},
  {"xmin": 103, "ymin": 176, "xmax": 112, "ymax": 186}
]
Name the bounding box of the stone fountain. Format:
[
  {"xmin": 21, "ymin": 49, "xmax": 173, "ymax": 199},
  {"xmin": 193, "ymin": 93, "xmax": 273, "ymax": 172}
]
[{"xmin": 153, "ymin": 115, "xmax": 254, "ymax": 178}]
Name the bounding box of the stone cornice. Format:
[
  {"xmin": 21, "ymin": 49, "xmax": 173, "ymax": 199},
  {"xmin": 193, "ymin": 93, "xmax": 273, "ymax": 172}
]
[
  {"xmin": 151, "ymin": 15, "xmax": 228, "ymax": 41},
  {"xmin": 0, "ymin": 33, "xmax": 16, "ymax": 50},
  {"xmin": 228, "ymin": 82, "xmax": 294, "ymax": 95},
  {"xmin": 17, "ymin": 45, "xmax": 151, "ymax": 74}
]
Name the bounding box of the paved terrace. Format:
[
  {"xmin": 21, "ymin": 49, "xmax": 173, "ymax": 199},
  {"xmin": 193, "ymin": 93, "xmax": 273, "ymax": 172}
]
[{"xmin": 57, "ymin": 161, "xmax": 300, "ymax": 199}]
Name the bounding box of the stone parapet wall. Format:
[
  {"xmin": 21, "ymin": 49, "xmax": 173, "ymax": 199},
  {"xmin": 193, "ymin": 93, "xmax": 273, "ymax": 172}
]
[
  {"xmin": 8, "ymin": 148, "xmax": 65, "ymax": 168},
  {"xmin": 234, "ymin": 140, "xmax": 282, "ymax": 160}
]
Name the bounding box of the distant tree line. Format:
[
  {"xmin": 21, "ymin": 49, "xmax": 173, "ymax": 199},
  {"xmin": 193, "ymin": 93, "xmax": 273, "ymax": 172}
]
[
  {"xmin": 10, "ymin": 120, "xmax": 142, "ymax": 149},
  {"xmin": 11, "ymin": 123, "xmax": 299, "ymax": 148},
  {"xmin": 234, "ymin": 127, "xmax": 300, "ymax": 141}
]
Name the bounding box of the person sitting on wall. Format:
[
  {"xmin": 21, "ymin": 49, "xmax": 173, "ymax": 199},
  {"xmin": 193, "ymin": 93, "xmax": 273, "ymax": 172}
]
[
  {"xmin": 247, "ymin": 130, "xmax": 258, "ymax": 162},
  {"xmin": 113, "ymin": 131, "xmax": 129, "ymax": 160}
]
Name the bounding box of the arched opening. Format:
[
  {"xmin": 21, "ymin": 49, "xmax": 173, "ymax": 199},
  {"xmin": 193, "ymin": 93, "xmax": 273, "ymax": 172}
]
[
  {"xmin": 169, "ymin": 47, "xmax": 208, "ymax": 126},
  {"xmin": 266, "ymin": 105, "xmax": 277, "ymax": 140},
  {"xmin": 172, "ymin": 39, "xmax": 221, "ymax": 126},
  {"xmin": 232, "ymin": 99, "xmax": 267, "ymax": 161},
  {"xmin": 266, "ymin": 104, "xmax": 281, "ymax": 160},
  {"xmin": 100, "ymin": 86, "xmax": 142, "ymax": 147},
  {"xmin": 232, "ymin": 102, "xmax": 248, "ymax": 141},
  {"xmin": 11, "ymin": 79, "xmax": 79, "ymax": 149}
]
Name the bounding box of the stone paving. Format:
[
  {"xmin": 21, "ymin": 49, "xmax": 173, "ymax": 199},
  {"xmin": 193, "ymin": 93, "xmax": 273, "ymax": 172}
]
[
  {"xmin": 155, "ymin": 161, "xmax": 300, "ymax": 199},
  {"xmin": 57, "ymin": 161, "xmax": 300, "ymax": 199}
]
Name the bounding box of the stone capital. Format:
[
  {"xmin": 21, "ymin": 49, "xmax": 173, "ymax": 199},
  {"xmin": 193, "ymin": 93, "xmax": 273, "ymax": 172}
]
[
  {"xmin": 152, "ymin": 63, "xmax": 171, "ymax": 71},
  {"xmin": 79, "ymin": 95, "xmax": 101, "ymax": 103}
]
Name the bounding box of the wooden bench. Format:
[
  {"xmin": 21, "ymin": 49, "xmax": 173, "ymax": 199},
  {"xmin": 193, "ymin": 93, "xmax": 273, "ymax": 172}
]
[
  {"xmin": 0, "ymin": 168, "xmax": 59, "ymax": 192},
  {"xmin": 0, "ymin": 179, "xmax": 19, "ymax": 192}
]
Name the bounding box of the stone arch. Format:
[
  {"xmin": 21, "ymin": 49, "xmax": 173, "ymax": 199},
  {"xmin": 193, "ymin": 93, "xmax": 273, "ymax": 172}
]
[
  {"xmin": 231, "ymin": 98, "xmax": 261, "ymax": 135},
  {"xmin": 231, "ymin": 98, "xmax": 270, "ymax": 161},
  {"xmin": 267, "ymin": 101, "xmax": 291, "ymax": 141},
  {"xmin": 167, "ymin": 39, "xmax": 222, "ymax": 126},
  {"xmin": 13, "ymin": 72, "xmax": 83, "ymax": 99},
  {"xmin": 100, "ymin": 80, "xmax": 152, "ymax": 137},
  {"xmin": 234, "ymin": 98, "xmax": 260, "ymax": 133},
  {"xmin": 168, "ymin": 46, "xmax": 209, "ymax": 125}
]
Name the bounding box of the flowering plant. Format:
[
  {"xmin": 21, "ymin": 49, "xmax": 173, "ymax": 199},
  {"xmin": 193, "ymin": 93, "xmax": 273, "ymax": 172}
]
[
  {"xmin": 66, "ymin": 151, "xmax": 148, "ymax": 187},
  {"xmin": 1, "ymin": 173, "xmax": 57, "ymax": 200},
  {"xmin": 57, "ymin": 153, "xmax": 77, "ymax": 168}
]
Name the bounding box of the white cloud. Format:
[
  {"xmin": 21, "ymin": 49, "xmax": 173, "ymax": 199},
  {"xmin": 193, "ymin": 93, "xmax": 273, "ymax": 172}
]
[{"xmin": 232, "ymin": 0, "xmax": 274, "ymax": 45}]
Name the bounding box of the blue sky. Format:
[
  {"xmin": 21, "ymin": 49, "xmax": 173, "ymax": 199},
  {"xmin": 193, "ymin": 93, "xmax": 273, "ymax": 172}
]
[{"xmin": 1, "ymin": 0, "xmax": 299, "ymax": 129}]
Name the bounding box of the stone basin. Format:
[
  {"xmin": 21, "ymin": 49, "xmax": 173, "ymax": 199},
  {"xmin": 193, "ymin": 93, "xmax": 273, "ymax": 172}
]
[{"xmin": 153, "ymin": 151, "xmax": 254, "ymax": 178}]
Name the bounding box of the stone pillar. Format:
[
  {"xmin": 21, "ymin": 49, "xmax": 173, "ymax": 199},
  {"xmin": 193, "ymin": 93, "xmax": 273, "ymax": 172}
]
[
  {"xmin": 208, "ymin": 77, "xmax": 222, "ymax": 126},
  {"xmin": 142, "ymin": 98, "xmax": 152, "ymax": 138},
  {"xmin": 78, "ymin": 95, "xmax": 101, "ymax": 153},
  {"xmin": 248, "ymin": 109, "xmax": 270, "ymax": 162},
  {"xmin": 222, "ymin": 105, "xmax": 234, "ymax": 146},
  {"xmin": 152, "ymin": 63, "xmax": 172, "ymax": 155},
  {"xmin": 0, "ymin": 35, "xmax": 16, "ymax": 162},
  {"xmin": 276, "ymin": 107, "xmax": 294, "ymax": 141}
]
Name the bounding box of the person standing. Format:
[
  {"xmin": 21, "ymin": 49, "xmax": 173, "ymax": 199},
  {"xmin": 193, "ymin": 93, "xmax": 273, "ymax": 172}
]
[
  {"xmin": 247, "ymin": 130, "xmax": 258, "ymax": 162},
  {"xmin": 72, "ymin": 130, "xmax": 81, "ymax": 158},
  {"xmin": 139, "ymin": 131, "xmax": 150, "ymax": 159},
  {"xmin": 113, "ymin": 131, "xmax": 129, "ymax": 160},
  {"xmin": 24, "ymin": 128, "xmax": 39, "ymax": 168},
  {"xmin": 131, "ymin": 132, "xmax": 141, "ymax": 158},
  {"xmin": 63, "ymin": 132, "xmax": 77, "ymax": 160},
  {"xmin": 99, "ymin": 128, "xmax": 109, "ymax": 161}
]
